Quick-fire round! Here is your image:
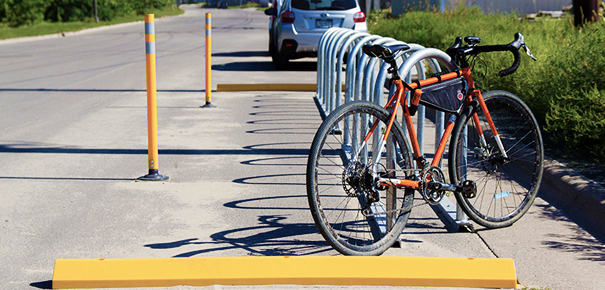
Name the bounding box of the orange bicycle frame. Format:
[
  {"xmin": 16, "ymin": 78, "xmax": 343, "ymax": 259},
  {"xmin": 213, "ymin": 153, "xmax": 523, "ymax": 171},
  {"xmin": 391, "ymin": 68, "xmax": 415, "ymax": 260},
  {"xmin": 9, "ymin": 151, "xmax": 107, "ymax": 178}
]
[{"xmin": 362, "ymin": 67, "xmax": 504, "ymax": 190}]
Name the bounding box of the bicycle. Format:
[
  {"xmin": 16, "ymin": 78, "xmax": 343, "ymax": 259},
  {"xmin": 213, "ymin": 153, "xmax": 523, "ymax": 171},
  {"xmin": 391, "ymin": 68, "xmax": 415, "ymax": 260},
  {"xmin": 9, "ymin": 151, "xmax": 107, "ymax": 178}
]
[{"xmin": 306, "ymin": 33, "xmax": 544, "ymax": 255}]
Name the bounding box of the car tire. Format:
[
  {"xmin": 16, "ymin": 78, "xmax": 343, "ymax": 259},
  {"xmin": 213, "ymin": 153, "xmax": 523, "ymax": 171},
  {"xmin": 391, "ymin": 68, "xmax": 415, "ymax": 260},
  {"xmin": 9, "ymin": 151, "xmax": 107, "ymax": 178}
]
[
  {"xmin": 269, "ymin": 36, "xmax": 275, "ymax": 57},
  {"xmin": 273, "ymin": 52, "xmax": 289, "ymax": 70}
]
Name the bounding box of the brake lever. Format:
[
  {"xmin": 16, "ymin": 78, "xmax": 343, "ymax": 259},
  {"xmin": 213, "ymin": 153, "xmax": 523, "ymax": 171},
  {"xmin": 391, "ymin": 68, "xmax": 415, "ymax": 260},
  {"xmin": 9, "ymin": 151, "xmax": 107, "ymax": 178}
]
[{"xmin": 522, "ymin": 43, "xmax": 538, "ymax": 61}]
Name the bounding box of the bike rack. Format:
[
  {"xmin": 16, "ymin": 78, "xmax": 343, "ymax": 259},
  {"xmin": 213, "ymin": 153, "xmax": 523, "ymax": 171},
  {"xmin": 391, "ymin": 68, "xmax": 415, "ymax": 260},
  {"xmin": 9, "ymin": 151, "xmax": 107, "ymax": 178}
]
[{"xmin": 316, "ymin": 29, "xmax": 472, "ymax": 238}]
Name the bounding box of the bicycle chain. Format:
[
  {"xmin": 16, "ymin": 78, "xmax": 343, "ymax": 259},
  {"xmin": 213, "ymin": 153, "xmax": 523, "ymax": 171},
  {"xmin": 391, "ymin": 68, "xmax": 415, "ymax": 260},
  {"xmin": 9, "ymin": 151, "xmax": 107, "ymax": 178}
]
[
  {"xmin": 361, "ymin": 166, "xmax": 446, "ymax": 217},
  {"xmin": 362, "ymin": 198, "xmax": 429, "ymax": 217},
  {"xmin": 354, "ymin": 167, "xmax": 427, "ymax": 218}
]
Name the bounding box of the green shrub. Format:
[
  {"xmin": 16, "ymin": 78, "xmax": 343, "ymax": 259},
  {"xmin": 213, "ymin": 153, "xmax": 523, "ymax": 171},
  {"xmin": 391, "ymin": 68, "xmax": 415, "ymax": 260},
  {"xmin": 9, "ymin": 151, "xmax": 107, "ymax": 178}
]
[
  {"xmin": 0, "ymin": 0, "xmax": 174, "ymax": 24},
  {"xmin": 369, "ymin": 3, "xmax": 605, "ymax": 158},
  {"xmin": 44, "ymin": 0, "xmax": 92, "ymax": 22},
  {"xmin": 131, "ymin": 0, "xmax": 172, "ymax": 15},
  {"xmin": 95, "ymin": 0, "xmax": 137, "ymax": 21},
  {"xmin": 0, "ymin": 0, "xmax": 6, "ymax": 24},
  {"xmin": 2, "ymin": 0, "xmax": 49, "ymax": 27},
  {"xmin": 546, "ymin": 86, "xmax": 605, "ymax": 158}
]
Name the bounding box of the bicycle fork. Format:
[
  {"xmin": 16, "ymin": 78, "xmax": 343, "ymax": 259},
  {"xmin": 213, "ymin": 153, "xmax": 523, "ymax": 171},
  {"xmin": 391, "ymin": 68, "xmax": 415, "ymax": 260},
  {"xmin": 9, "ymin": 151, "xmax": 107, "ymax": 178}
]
[{"xmin": 464, "ymin": 70, "xmax": 508, "ymax": 160}]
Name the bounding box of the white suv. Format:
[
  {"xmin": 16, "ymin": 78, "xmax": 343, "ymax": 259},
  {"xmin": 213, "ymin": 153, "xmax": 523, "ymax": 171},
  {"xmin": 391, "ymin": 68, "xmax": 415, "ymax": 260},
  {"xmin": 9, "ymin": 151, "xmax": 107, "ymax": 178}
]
[{"xmin": 265, "ymin": 0, "xmax": 367, "ymax": 69}]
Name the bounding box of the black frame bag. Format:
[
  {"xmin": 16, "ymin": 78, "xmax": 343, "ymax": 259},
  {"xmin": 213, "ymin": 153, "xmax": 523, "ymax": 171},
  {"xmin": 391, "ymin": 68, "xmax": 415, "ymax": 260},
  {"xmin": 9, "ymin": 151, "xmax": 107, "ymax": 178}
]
[{"xmin": 417, "ymin": 77, "xmax": 468, "ymax": 114}]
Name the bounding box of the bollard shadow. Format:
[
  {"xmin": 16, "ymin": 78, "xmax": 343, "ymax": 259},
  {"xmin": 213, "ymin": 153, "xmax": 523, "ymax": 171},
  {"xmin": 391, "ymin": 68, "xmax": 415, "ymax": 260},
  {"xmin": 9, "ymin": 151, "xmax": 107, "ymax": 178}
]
[{"xmin": 0, "ymin": 143, "xmax": 309, "ymax": 156}]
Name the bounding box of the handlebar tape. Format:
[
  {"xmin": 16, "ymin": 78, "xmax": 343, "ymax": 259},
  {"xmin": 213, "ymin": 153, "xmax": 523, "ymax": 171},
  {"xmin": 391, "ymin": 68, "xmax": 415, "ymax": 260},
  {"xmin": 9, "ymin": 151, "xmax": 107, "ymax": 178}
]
[
  {"xmin": 473, "ymin": 44, "xmax": 521, "ymax": 77},
  {"xmin": 498, "ymin": 48, "xmax": 521, "ymax": 77}
]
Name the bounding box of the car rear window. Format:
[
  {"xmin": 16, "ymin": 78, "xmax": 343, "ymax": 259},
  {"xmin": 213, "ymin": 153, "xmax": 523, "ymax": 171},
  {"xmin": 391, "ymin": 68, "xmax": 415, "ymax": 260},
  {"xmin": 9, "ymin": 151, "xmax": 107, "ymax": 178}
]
[{"xmin": 291, "ymin": 0, "xmax": 357, "ymax": 10}]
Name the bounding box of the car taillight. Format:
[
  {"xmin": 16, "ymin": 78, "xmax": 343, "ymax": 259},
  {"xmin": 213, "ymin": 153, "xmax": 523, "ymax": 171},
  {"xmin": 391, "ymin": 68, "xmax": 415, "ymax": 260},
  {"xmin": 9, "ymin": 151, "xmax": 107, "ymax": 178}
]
[
  {"xmin": 282, "ymin": 11, "xmax": 295, "ymax": 23},
  {"xmin": 353, "ymin": 11, "xmax": 365, "ymax": 23}
]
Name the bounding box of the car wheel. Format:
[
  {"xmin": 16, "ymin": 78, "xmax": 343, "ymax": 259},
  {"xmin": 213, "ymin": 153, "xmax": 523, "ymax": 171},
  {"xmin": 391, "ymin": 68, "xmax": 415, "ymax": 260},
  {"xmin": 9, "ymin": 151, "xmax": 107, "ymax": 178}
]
[{"xmin": 269, "ymin": 36, "xmax": 275, "ymax": 57}]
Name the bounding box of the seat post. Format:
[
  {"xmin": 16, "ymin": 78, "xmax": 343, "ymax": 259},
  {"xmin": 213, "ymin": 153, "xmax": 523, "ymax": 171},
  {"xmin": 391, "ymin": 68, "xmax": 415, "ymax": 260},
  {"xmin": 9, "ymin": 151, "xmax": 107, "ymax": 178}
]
[{"xmin": 385, "ymin": 57, "xmax": 400, "ymax": 80}]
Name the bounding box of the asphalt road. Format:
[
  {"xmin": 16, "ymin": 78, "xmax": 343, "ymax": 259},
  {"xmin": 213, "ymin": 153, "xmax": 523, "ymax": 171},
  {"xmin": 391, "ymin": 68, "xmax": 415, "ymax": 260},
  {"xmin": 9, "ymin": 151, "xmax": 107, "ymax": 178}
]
[{"xmin": 1, "ymin": 5, "xmax": 603, "ymax": 290}]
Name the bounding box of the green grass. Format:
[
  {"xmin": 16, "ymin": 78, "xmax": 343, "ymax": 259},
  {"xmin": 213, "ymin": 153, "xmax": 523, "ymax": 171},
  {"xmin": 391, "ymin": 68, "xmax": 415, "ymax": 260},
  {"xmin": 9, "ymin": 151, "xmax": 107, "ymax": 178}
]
[
  {"xmin": 368, "ymin": 4, "xmax": 605, "ymax": 159},
  {"xmin": 0, "ymin": 6, "xmax": 184, "ymax": 40}
]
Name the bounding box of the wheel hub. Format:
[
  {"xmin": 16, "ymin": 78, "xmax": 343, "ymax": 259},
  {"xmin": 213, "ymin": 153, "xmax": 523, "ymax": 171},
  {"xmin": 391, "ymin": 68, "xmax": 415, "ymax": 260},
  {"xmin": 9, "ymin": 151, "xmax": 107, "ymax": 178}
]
[
  {"xmin": 342, "ymin": 162, "xmax": 379, "ymax": 203},
  {"xmin": 476, "ymin": 144, "xmax": 508, "ymax": 174}
]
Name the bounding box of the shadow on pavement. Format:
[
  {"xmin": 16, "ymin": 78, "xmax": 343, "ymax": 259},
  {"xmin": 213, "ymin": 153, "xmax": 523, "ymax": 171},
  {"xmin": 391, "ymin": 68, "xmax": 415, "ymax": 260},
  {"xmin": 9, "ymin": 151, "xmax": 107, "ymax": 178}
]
[
  {"xmin": 144, "ymin": 215, "xmax": 332, "ymax": 256},
  {"xmin": 0, "ymin": 144, "xmax": 308, "ymax": 156},
  {"xmin": 535, "ymin": 203, "xmax": 605, "ymax": 263},
  {"xmin": 0, "ymin": 176, "xmax": 133, "ymax": 181},
  {"xmin": 213, "ymin": 51, "xmax": 268, "ymax": 57},
  {"xmin": 212, "ymin": 61, "xmax": 316, "ymax": 72},
  {"xmin": 30, "ymin": 281, "xmax": 52, "ymax": 289}
]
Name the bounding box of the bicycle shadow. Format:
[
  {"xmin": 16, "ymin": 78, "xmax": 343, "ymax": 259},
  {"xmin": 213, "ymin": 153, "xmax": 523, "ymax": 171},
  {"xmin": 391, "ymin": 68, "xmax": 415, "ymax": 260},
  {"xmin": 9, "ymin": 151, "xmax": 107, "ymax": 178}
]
[{"xmin": 145, "ymin": 215, "xmax": 333, "ymax": 256}]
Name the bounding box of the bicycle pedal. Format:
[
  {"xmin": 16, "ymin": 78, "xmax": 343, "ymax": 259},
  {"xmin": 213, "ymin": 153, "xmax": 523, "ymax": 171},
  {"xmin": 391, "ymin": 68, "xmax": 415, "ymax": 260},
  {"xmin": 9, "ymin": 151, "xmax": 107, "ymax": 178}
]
[{"xmin": 461, "ymin": 180, "xmax": 477, "ymax": 198}]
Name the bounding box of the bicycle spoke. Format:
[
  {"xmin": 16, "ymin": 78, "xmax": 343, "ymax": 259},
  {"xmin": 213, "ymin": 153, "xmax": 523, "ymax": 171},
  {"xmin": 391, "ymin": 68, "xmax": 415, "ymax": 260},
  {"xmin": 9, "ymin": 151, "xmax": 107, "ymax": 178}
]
[
  {"xmin": 307, "ymin": 101, "xmax": 414, "ymax": 255},
  {"xmin": 452, "ymin": 92, "xmax": 543, "ymax": 228}
]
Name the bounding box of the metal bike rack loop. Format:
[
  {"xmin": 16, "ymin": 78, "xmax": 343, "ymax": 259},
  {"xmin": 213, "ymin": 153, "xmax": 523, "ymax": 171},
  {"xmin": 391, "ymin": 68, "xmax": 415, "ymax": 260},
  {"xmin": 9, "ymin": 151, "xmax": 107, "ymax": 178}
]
[
  {"xmin": 316, "ymin": 31, "xmax": 472, "ymax": 237},
  {"xmin": 385, "ymin": 48, "xmax": 472, "ymax": 230}
]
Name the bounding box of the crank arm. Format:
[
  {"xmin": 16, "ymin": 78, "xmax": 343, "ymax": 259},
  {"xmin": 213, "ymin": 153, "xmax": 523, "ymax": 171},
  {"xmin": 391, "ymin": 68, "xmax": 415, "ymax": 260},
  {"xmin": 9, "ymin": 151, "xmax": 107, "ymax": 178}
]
[{"xmin": 426, "ymin": 181, "xmax": 460, "ymax": 193}]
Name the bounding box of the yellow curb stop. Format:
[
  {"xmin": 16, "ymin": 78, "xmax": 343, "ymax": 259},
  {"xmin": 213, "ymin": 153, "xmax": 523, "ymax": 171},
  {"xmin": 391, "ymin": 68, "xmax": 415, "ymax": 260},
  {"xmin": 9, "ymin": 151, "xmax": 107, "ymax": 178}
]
[
  {"xmin": 217, "ymin": 83, "xmax": 317, "ymax": 92},
  {"xmin": 216, "ymin": 83, "xmax": 346, "ymax": 92},
  {"xmin": 52, "ymin": 256, "xmax": 516, "ymax": 289}
]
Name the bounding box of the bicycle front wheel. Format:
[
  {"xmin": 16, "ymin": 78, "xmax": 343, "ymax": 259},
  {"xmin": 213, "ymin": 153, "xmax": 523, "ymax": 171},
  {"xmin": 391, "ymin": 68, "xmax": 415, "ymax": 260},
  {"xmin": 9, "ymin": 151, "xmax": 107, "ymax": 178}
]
[
  {"xmin": 449, "ymin": 91, "xmax": 544, "ymax": 228},
  {"xmin": 306, "ymin": 101, "xmax": 414, "ymax": 255}
]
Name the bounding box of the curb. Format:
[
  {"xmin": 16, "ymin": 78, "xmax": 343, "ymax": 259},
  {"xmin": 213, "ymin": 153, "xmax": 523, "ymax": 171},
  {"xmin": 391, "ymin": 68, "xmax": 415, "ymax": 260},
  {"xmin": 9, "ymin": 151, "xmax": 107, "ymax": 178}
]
[
  {"xmin": 0, "ymin": 21, "xmax": 142, "ymax": 46},
  {"xmin": 541, "ymin": 157, "xmax": 605, "ymax": 241},
  {"xmin": 0, "ymin": 11, "xmax": 183, "ymax": 46}
]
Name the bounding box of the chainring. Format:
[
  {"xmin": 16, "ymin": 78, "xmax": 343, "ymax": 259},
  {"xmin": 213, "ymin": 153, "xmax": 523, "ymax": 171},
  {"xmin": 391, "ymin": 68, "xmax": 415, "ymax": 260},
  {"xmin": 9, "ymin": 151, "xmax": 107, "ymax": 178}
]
[{"xmin": 421, "ymin": 166, "xmax": 446, "ymax": 205}]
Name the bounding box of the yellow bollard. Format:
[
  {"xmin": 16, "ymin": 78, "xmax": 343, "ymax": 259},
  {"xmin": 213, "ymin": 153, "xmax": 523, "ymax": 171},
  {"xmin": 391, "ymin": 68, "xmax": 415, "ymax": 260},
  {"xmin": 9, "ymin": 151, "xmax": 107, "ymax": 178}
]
[
  {"xmin": 139, "ymin": 14, "xmax": 168, "ymax": 181},
  {"xmin": 201, "ymin": 12, "xmax": 216, "ymax": 108}
]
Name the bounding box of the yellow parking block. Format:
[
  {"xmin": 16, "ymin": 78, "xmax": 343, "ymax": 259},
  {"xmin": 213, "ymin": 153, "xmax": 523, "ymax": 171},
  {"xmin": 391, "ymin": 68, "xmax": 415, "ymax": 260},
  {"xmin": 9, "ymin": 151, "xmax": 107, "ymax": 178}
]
[
  {"xmin": 52, "ymin": 256, "xmax": 517, "ymax": 289},
  {"xmin": 217, "ymin": 83, "xmax": 317, "ymax": 92}
]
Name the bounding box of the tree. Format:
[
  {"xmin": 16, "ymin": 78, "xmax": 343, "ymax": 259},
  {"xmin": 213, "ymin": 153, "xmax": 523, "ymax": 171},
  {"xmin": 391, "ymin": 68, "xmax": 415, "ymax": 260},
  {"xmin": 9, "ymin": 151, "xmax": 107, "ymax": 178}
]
[{"xmin": 573, "ymin": 0, "xmax": 600, "ymax": 26}]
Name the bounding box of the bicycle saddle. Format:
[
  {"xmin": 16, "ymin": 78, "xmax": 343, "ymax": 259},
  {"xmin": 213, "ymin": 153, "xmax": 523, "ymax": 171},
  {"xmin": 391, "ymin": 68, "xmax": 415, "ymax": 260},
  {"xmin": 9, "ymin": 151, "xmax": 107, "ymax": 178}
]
[{"xmin": 362, "ymin": 44, "xmax": 410, "ymax": 59}]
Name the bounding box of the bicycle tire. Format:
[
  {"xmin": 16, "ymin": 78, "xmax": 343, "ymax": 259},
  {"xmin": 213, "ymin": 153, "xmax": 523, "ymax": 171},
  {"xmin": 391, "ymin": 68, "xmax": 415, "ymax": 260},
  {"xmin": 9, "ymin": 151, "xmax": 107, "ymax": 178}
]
[
  {"xmin": 306, "ymin": 101, "xmax": 415, "ymax": 255},
  {"xmin": 449, "ymin": 90, "xmax": 544, "ymax": 228}
]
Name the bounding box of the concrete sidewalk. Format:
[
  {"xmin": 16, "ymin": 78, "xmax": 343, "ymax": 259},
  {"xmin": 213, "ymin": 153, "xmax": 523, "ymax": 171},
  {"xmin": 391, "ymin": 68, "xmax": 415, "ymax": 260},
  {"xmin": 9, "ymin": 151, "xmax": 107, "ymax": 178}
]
[{"xmin": 541, "ymin": 157, "xmax": 605, "ymax": 242}]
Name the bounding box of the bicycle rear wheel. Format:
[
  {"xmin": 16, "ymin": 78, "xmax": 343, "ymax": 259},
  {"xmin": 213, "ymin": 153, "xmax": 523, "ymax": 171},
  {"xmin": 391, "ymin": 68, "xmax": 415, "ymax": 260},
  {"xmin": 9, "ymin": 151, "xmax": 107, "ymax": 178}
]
[
  {"xmin": 306, "ymin": 101, "xmax": 414, "ymax": 255},
  {"xmin": 449, "ymin": 91, "xmax": 544, "ymax": 228}
]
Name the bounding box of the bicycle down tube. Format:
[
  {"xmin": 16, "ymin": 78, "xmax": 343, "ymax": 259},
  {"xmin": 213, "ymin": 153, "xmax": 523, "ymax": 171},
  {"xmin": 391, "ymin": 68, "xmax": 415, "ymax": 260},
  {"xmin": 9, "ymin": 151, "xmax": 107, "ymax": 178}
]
[
  {"xmin": 366, "ymin": 71, "xmax": 462, "ymax": 190},
  {"xmin": 369, "ymin": 65, "xmax": 512, "ymax": 192}
]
